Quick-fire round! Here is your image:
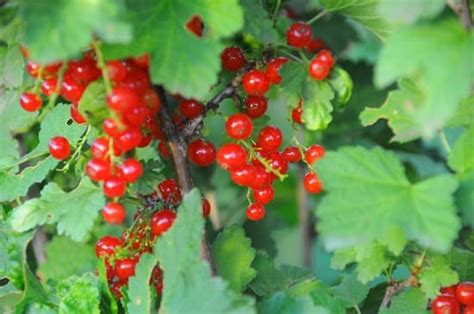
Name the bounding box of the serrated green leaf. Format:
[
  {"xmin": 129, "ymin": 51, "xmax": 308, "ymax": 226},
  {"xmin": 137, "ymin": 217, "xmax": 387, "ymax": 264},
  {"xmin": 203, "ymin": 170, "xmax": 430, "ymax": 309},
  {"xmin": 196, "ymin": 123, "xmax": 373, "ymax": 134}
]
[
  {"xmin": 456, "ymin": 171, "xmax": 474, "ymax": 228},
  {"xmin": 38, "ymin": 236, "xmax": 96, "ymax": 281},
  {"xmin": 330, "ymin": 273, "xmax": 369, "ymax": 309},
  {"xmin": 240, "ymin": 0, "xmax": 278, "ymax": 43},
  {"xmin": 302, "ymin": 80, "xmax": 335, "ymax": 131},
  {"xmin": 327, "ymin": 67, "xmax": 353, "ymax": 111},
  {"xmin": 376, "ymin": 0, "xmax": 444, "ymax": 25},
  {"xmin": 310, "ymin": 286, "xmax": 346, "ymax": 314},
  {"xmin": 379, "ymin": 288, "xmax": 429, "ymax": 314},
  {"xmin": 258, "ymin": 292, "xmax": 329, "ymax": 314},
  {"xmin": 14, "ymin": 263, "xmax": 50, "ymax": 314},
  {"xmin": 419, "ymin": 255, "xmax": 458, "ymax": 298},
  {"xmin": 0, "ymin": 44, "xmax": 24, "ymax": 89},
  {"xmin": 56, "ymin": 273, "xmax": 100, "ymax": 314},
  {"xmin": 78, "ymin": 81, "xmax": 109, "ymax": 126},
  {"xmin": 448, "ymin": 126, "xmax": 474, "ymax": 175},
  {"xmin": 11, "ymin": 177, "xmax": 105, "ymax": 241},
  {"xmin": 18, "ymin": 0, "xmax": 131, "ymax": 63},
  {"xmin": 155, "ymin": 189, "xmax": 256, "ymax": 313},
  {"xmin": 212, "ymin": 225, "xmax": 257, "ymax": 292},
  {"xmin": 129, "ymin": 160, "xmax": 165, "ymax": 194},
  {"xmin": 447, "ymin": 247, "xmax": 474, "ymax": 282},
  {"xmin": 447, "ymin": 96, "xmax": 474, "ymax": 127},
  {"xmin": 316, "ymin": 146, "xmax": 461, "ymax": 253},
  {"xmin": 279, "ymin": 61, "xmax": 306, "ymax": 107},
  {"xmin": 127, "ymin": 253, "xmax": 156, "ymax": 314}
]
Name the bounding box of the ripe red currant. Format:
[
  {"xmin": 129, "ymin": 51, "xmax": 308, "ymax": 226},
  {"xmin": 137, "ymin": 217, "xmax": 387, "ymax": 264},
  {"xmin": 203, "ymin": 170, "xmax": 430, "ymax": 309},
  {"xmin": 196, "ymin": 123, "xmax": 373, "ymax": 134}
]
[
  {"xmin": 106, "ymin": 60, "xmax": 128, "ymax": 82},
  {"xmin": 304, "ymin": 172, "xmax": 323, "ymax": 194},
  {"xmin": 119, "ymin": 66, "xmax": 150, "ymax": 94},
  {"xmin": 41, "ymin": 78, "xmax": 58, "ymax": 97},
  {"xmin": 242, "ymin": 69, "xmax": 270, "ymax": 96},
  {"xmin": 158, "ymin": 141, "xmax": 170, "ymax": 158},
  {"xmin": 286, "ymin": 22, "xmax": 312, "ymax": 48},
  {"xmin": 225, "ymin": 113, "xmax": 253, "ymax": 140},
  {"xmin": 292, "ymin": 101, "xmax": 303, "ymax": 124},
  {"xmin": 307, "ymin": 38, "xmax": 326, "ymax": 53},
  {"xmin": 143, "ymin": 89, "xmax": 161, "ymax": 114},
  {"xmin": 61, "ymin": 78, "xmax": 86, "ymax": 102},
  {"xmin": 456, "ymin": 282, "xmax": 474, "ymax": 306},
  {"xmin": 70, "ymin": 102, "xmax": 86, "ymax": 124},
  {"xmin": 66, "ymin": 59, "xmax": 100, "ymax": 83},
  {"xmin": 91, "ymin": 137, "xmax": 110, "ymax": 160},
  {"xmin": 266, "ymin": 57, "xmax": 288, "ymax": 84},
  {"xmin": 253, "ymin": 185, "xmax": 274, "ymax": 205},
  {"xmin": 103, "ymin": 118, "xmax": 120, "ymax": 138},
  {"xmin": 230, "ymin": 164, "xmax": 256, "ymax": 186},
  {"xmin": 115, "ymin": 257, "xmax": 138, "ymax": 281},
  {"xmin": 150, "ymin": 210, "xmax": 176, "ymax": 237},
  {"xmin": 316, "ymin": 49, "xmax": 335, "ymax": 68},
  {"xmin": 283, "ymin": 146, "xmax": 302, "ymax": 163},
  {"xmin": 186, "ymin": 15, "xmax": 204, "ymax": 37},
  {"xmin": 123, "ymin": 105, "xmax": 151, "ymax": 128},
  {"xmin": 267, "ymin": 152, "xmax": 289, "ymax": 176},
  {"xmin": 248, "ymin": 166, "xmax": 273, "ymax": 190},
  {"xmin": 106, "ymin": 86, "xmax": 140, "ymax": 113},
  {"xmin": 309, "ymin": 58, "xmax": 330, "ymax": 80},
  {"xmin": 19, "ymin": 92, "xmax": 42, "ymax": 112},
  {"xmin": 120, "ymin": 159, "xmax": 143, "ymax": 183},
  {"xmin": 216, "ymin": 143, "xmax": 248, "ymax": 170},
  {"xmin": 305, "ymin": 144, "xmax": 325, "ymax": 164},
  {"xmin": 102, "ymin": 202, "xmax": 126, "ymax": 224},
  {"xmin": 130, "ymin": 54, "xmax": 150, "ymax": 70},
  {"xmin": 26, "ymin": 61, "xmax": 41, "ymax": 78},
  {"xmin": 179, "ymin": 99, "xmax": 204, "ymax": 119},
  {"xmin": 257, "ymin": 126, "xmax": 282, "ymax": 152},
  {"xmin": 103, "ymin": 176, "xmax": 127, "ymax": 198},
  {"xmin": 95, "ymin": 235, "xmax": 123, "ymax": 258},
  {"xmin": 116, "ymin": 128, "xmax": 142, "ymax": 152},
  {"xmin": 440, "ymin": 286, "xmax": 457, "ymax": 297},
  {"xmin": 246, "ymin": 204, "xmax": 265, "ymax": 221},
  {"xmin": 49, "ymin": 136, "xmax": 71, "ymax": 160},
  {"xmin": 431, "ymin": 295, "xmax": 460, "ymax": 314},
  {"xmin": 465, "ymin": 306, "xmax": 474, "ymax": 314},
  {"xmin": 202, "ymin": 199, "xmax": 211, "ymax": 218},
  {"xmin": 221, "ymin": 46, "xmax": 246, "ymax": 71},
  {"xmin": 187, "ymin": 139, "xmax": 216, "ymax": 167},
  {"xmin": 158, "ymin": 179, "xmax": 181, "ymax": 204},
  {"xmin": 244, "ymin": 96, "xmax": 268, "ymax": 118},
  {"xmin": 86, "ymin": 158, "xmax": 112, "ymax": 181}
]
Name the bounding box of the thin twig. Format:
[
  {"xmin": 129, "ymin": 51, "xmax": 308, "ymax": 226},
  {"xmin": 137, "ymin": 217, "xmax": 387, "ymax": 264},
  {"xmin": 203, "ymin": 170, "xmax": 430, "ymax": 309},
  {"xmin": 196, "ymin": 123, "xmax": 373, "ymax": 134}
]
[
  {"xmin": 448, "ymin": 0, "xmax": 472, "ymax": 31},
  {"xmin": 380, "ymin": 276, "xmax": 418, "ymax": 309}
]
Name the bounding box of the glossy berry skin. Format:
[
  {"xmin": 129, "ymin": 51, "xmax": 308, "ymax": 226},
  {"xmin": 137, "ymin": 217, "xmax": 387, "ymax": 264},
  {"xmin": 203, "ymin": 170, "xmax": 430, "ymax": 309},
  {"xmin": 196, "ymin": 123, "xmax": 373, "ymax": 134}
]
[
  {"xmin": 95, "ymin": 236, "xmax": 123, "ymax": 258},
  {"xmin": 115, "ymin": 257, "xmax": 138, "ymax": 281},
  {"xmin": 119, "ymin": 66, "xmax": 150, "ymax": 94},
  {"xmin": 103, "ymin": 118, "xmax": 120, "ymax": 137},
  {"xmin": 257, "ymin": 126, "xmax": 283, "ymax": 152},
  {"xmin": 440, "ymin": 286, "xmax": 457, "ymax": 297},
  {"xmin": 286, "ymin": 22, "xmax": 313, "ymax": 48},
  {"xmin": 316, "ymin": 49, "xmax": 335, "ymax": 68},
  {"xmin": 230, "ymin": 164, "xmax": 256, "ymax": 186},
  {"xmin": 41, "ymin": 78, "xmax": 58, "ymax": 97},
  {"xmin": 61, "ymin": 79, "xmax": 86, "ymax": 102},
  {"xmin": 26, "ymin": 61, "xmax": 41, "ymax": 78},
  {"xmin": 143, "ymin": 89, "xmax": 161, "ymax": 114},
  {"xmin": 305, "ymin": 144, "xmax": 325, "ymax": 164},
  {"xmin": 266, "ymin": 57, "xmax": 288, "ymax": 84},
  {"xmin": 283, "ymin": 146, "xmax": 302, "ymax": 163},
  {"xmin": 130, "ymin": 54, "xmax": 150, "ymax": 70},
  {"xmin": 267, "ymin": 152, "xmax": 289, "ymax": 177},
  {"xmin": 202, "ymin": 199, "xmax": 211, "ymax": 218},
  {"xmin": 20, "ymin": 92, "xmax": 42, "ymax": 112},
  {"xmin": 86, "ymin": 158, "xmax": 111, "ymax": 181},
  {"xmin": 246, "ymin": 204, "xmax": 265, "ymax": 221},
  {"xmin": 116, "ymin": 129, "xmax": 142, "ymax": 152},
  {"xmin": 221, "ymin": 46, "xmax": 246, "ymax": 71},
  {"xmin": 179, "ymin": 99, "xmax": 204, "ymax": 119},
  {"xmin": 102, "ymin": 202, "xmax": 126, "ymax": 224},
  {"xmin": 292, "ymin": 105, "xmax": 303, "ymax": 124},
  {"xmin": 120, "ymin": 159, "xmax": 143, "ymax": 183},
  {"xmin": 307, "ymin": 38, "xmax": 326, "ymax": 53},
  {"xmin": 91, "ymin": 137, "xmax": 110, "ymax": 160},
  {"xmin": 70, "ymin": 102, "xmax": 86, "ymax": 124},
  {"xmin": 106, "ymin": 86, "xmax": 140, "ymax": 113},
  {"xmin": 49, "ymin": 136, "xmax": 71, "ymax": 160},
  {"xmin": 225, "ymin": 113, "xmax": 253, "ymax": 140},
  {"xmin": 304, "ymin": 172, "xmax": 323, "ymax": 194},
  {"xmin": 253, "ymin": 185, "xmax": 274, "ymax": 205},
  {"xmin": 456, "ymin": 282, "xmax": 474, "ymax": 306},
  {"xmin": 103, "ymin": 176, "xmax": 127, "ymax": 198},
  {"xmin": 158, "ymin": 141, "xmax": 170, "ymax": 158},
  {"xmin": 431, "ymin": 295, "xmax": 460, "ymax": 314},
  {"xmin": 158, "ymin": 179, "xmax": 181, "ymax": 204},
  {"xmin": 244, "ymin": 96, "xmax": 267, "ymax": 118},
  {"xmin": 216, "ymin": 143, "xmax": 248, "ymax": 170},
  {"xmin": 187, "ymin": 139, "xmax": 216, "ymax": 167},
  {"xmin": 186, "ymin": 15, "xmax": 203, "ymax": 37},
  {"xmin": 242, "ymin": 70, "xmax": 270, "ymax": 96},
  {"xmin": 66, "ymin": 59, "xmax": 100, "ymax": 83},
  {"xmin": 465, "ymin": 306, "xmax": 474, "ymax": 314},
  {"xmin": 106, "ymin": 60, "xmax": 128, "ymax": 82},
  {"xmin": 248, "ymin": 166, "xmax": 273, "ymax": 190},
  {"xmin": 150, "ymin": 210, "xmax": 176, "ymax": 237},
  {"xmin": 309, "ymin": 58, "xmax": 330, "ymax": 80}
]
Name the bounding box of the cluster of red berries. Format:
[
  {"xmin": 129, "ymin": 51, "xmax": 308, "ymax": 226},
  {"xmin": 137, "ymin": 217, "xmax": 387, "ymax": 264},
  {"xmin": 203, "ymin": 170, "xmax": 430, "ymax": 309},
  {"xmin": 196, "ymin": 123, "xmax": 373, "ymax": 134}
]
[{"xmin": 432, "ymin": 282, "xmax": 474, "ymax": 314}]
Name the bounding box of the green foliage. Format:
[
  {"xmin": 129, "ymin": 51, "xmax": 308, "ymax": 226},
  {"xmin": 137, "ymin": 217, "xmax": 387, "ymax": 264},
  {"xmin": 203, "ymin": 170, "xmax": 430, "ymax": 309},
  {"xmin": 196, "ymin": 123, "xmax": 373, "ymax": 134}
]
[
  {"xmin": 126, "ymin": 253, "xmax": 156, "ymax": 314},
  {"xmin": 240, "ymin": 0, "xmax": 278, "ymax": 43},
  {"xmin": 129, "ymin": 160, "xmax": 165, "ymax": 194},
  {"xmin": 56, "ymin": 273, "xmax": 101, "ymax": 314},
  {"xmin": 418, "ymin": 255, "xmax": 458, "ymax": 298},
  {"xmin": 377, "ymin": 0, "xmax": 445, "ymax": 25},
  {"xmin": 447, "ymin": 247, "xmax": 474, "ymax": 281},
  {"xmin": 258, "ymin": 292, "xmax": 328, "ymax": 314},
  {"xmin": 0, "ymin": 44, "xmax": 24, "ymax": 89},
  {"xmin": 448, "ymin": 126, "xmax": 474, "ymax": 174},
  {"xmin": 329, "ymin": 273, "xmax": 369, "ymax": 309},
  {"xmin": 78, "ymin": 81, "xmax": 109, "ymax": 126},
  {"xmin": 379, "ymin": 288, "xmax": 429, "ymax": 314}
]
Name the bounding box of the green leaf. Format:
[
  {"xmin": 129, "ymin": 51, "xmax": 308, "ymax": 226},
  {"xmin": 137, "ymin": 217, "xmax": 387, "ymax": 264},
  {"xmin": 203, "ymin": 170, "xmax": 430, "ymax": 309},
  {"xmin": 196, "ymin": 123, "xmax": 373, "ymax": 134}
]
[
  {"xmin": 56, "ymin": 273, "xmax": 100, "ymax": 314},
  {"xmin": 302, "ymin": 80, "xmax": 335, "ymax": 131},
  {"xmin": 330, "ymin": 273, "xmax": 369, "ymax": 309},
  {"xmin": 456, "ymin": 171, "xmax": 474, "ymax": 228},
  {"xmin": 279, "ymin": 61, "xmax": 306, "ymax": 107},
  {"xmin": 419, "ymin": 255, "xmax": 458, "ymax": 298},
  {"xmin": 38, "ymin": 236, "xmax": 96, "ymax": 281},
  {"xmin": 448, "ymin": 126, "xmax": 474, "ymax": 175},
  {"xmin": 18, "ymin": 0, "xmax": 131, "ymax": 63},
  {"xmin": 0, "ymin": 44, "xmax": 24, "ymax": 89},
  {"xmin": 258, "ymin": 292, "xmax": 329, "ymax": 314},
  {"xmin": 78, "ymin": 81, "xmax": 109, "ymax": 126},
  {"xmin": 319, "ymin": 0, "xmax": 392, "ymax": 40},
  {"xmin": 11, "ymin": 177, "xmax": 105, "ymax": 241},
  {"xmin": 316, "ymin": 146, "xmax": 461, "ymax": 253},
  {"xmin": 379, "ymin": 288, "xmax": 429, "ymax": 314},
  {"xmin": 127, "ymin": 253, "xmax": 156, "ymax": 314},
  {"xmin": 240, "ymin": 0, "xmax": 278, "ymax": 43},
  {"xmin": 447, "ymin": 96, "xmax": 474, "ymax": 127},
  {"xmin": 377, "ymin": 0, "xmax": 445, "ymax": 25},
  {"xmin": 310, "ymin": 286, "xmax": 346, "ymax": 314},
  {"xmin": 129, "ymin": 160, "xmax": 165, "ymax": 195},
  {"xmin": 327, "ymin": 67, "xmax": 353, "ymax": 111},
  {"xmin": 155, "ymin": 189, "xmax": 256, "ymax": 313},
  {"xmin": 447, "ymin": 247, "xmax": 474, "ymax": 282},
  {"xmin": 14, "ymin": 263, "xmax": 50, "ymax": 313},
  {"xmin": 212, "ymin": 225, "xmax": 257, "ymax": 292}
]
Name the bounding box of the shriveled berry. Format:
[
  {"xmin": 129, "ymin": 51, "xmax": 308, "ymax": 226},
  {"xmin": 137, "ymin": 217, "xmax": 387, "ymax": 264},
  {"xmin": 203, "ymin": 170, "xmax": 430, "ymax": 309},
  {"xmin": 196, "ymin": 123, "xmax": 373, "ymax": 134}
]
[{"xmin": 186, "ymin": 15, "xmax": 204, "ymax": 37}]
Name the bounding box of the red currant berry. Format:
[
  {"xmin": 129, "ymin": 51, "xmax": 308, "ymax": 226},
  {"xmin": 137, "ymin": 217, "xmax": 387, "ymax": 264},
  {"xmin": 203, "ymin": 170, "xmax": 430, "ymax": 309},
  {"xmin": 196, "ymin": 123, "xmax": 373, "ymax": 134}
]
[
  {"xmin": 116, "ymin": 128, "xmax": 142, "ymax": 152},
  {"xmin": 257, "ymin": 126, "xmax": 283, "ymax": 152},
  {"xmin": 102, "ymin": 202, "xmax": 126, "ymax": 224},
  {"xmin": 48, "ymin": 136, "xmax": 71, "ymax": 160},
  {"xmin": 267, "ymin": 152, "xmax": 289, "ymax": 176},
  {"xmin": 103, "ymin": 118, "xmax": 120, "ymax": 138},
  {"xmin": 440, "ymin": 286, "xmax": 457, "ymax": 297},
  {"xmin": 221, "ymin": 46, "xmax": 246, "ymax": 71},
  {"xmin": 19, "ymin": 92, "xmax": 42, "ymax": 112},
  {"xmin": 248, "ymin": 166, "xmax": 273, "ymax": 190},
  {"xmin": 86, "ymin": 158, "xmax": 112, "ymax": 181},
  {"xmin": 244, "ymin": 96, "xmax": 268, "ymax": 119},
  {"xmin": 158, "ymin": 179, "xmax": 181, "ymax": 204},
  {"xmin": 292, "ymin": 101, "xmax": 303, "ymax": 124},
  {"xmin": 266, "ymin": 57, "xmax": 288, "ymax": 84},
  {"xmin": 119, "ymin": 66, "xmax": 151, "ymax": 94},
  {"xmin": 304, "ymin": 172, "xmax": 323, "ymax": 194},
  {"xmin": 43, "ymin": 62, "xmax": 63, "ymax": 78},
  {"xmin": 120, "ymin": 159, "xmax": 143, "ymax": 183},
  {"xmin": 286, "ymin": 22, "xmax": 312, "ymax": 48},
  {"xmin": 91, "ymin": 137, "xmax": 110, "ymax": 160},
  {"xmin": 150, "ymin": 210, "xmax": 176, "ymax": 237},
  {"xmin": 216, "ymin": 143, "xmax": 248, "ymax": 170},
  {"xmin": 253, "ymin": 185, "xmax": 274, "ymax": 205},
  {"xmin": 316, "ymin": 49, "xmax": 335, "ymax": 68},
  {"xmin": 158, "ymin": 141, "xmax": 170, "ymax": 159},
  {"xmin": 41, "ymin": 77, "xmax": 58, "ymax": 97},
  {"xmin": 179, "ymin": 99, "xmax": 204, "ymax": 119},
  {"xmin": 106, "ymin": 86, "xmax": 140, "ymax": 113},
  {"xmin": 106, "ymin": 60, "xmax": 128, "ymax": 82},
  {"xmin": 230, "ymin": 164, "xmax": 256, "ymax": 186},
  {"xmin": 202, "ymin": 199, "xmax": 211, "ymax": 218},
  {"xmin": 115, "ymin": 257, "xmax": 138, "ymax": 281},
  {"xmin": 143, "ymin": 89, "xmax": 161, "ymax": 114},
  {"xmin": 66, "ymin": 59, "xmax": 100, "ymax": 83},
  {"xmin": 225, "ymin": 113, "xmax": 253, "ymax": 140},
  {"xmin": 188, "ymin": 139, "xmax": 216, "ymax": 167},
  {"xmin": 95, "ymin": 235, "xmax": 123, "ymax": 258},
  {"xmin": 431, "ymin": 295, "xmax": 460, "ymax": 314},
  {"xmin": 242, "ymin": 69, "xmax": 270, "ymax": 96},
  {"xmin": 246, "ymin": 203, "xmax": 265, "ymax": 221},
  {"xmin": 103, "ymin": 176, "xmax": 127, "ymax": 198},
  {"xmin": 70, "ymin": 102, "xmax": 86, "ymax": 124},
  {"xmin": 307, "ymin": 38, "xmax": 326, "ymax": 53},
  {"xmin": 26, "ymin": 61, "xmax": 41, "ymax": 78},
  {"xmin": 465, "ymin": 306, "xmax": 474, "ymax": 314},
  {"xmin": 283, "ymin": 146, "xmax": 302, "ymax": 163},
  {"xmin": 456, "ymin": 282, "xmax": 474, "ymax": 306},
  {"xmin": 305, "ymin": 144, "xmax": 325, "ymax": 164},
  {"xmin": 309, "ymin": 58, "xmax": 330, "ymax": 80},
  {"xmin": 123, "ymin": 105, "xmax": 150, "ymax": 128},
  {"xmin": 61, "ymin": 79, "xmax": 86, "ymax": 102},
  {"xmin": 186, "ymin": 15, "xmax": 203, "ymax": 37},
  {"xmin": 130, "ymin": 54, "xmax": 150, "ymax": 70}
]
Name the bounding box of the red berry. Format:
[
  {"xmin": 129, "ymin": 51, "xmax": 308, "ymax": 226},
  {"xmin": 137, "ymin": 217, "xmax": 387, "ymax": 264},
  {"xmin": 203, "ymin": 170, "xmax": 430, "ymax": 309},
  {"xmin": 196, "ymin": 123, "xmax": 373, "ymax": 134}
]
[
  {"xmin": 61, "ymin": 79, "xmax": 86, "ymax": 102},
  {"xmin": 123, "ymin": 105, "xmax": 150, "ymax": 128},
  {"xmin": 120, "ymin": 159, "xmax": 143, "ymax": 183},
  {"xmin": 150, "ymin": 210, "xmax": 176, "ymax": 237},
  {"xmin": 103, "ymin": 118, "xmax": 120, "ymax": 138},
  {"xmin": 307, "ymin": 38, "xmax": 326, "ymax": 53},
  {"xmin": 116, "ymin": 129, "xmax": 142, "ymax": 152},
  {"xmin": 305, "ymin": 144, "xmax": 325, "ymax": 164},
  {"xmin": 115, "ymin": 257, "xmax": 138, "ymax": 281},
  {"xmin": 41, "ymin": 77, "xmax": 58, "ymax": 97},
  {"xmin": 309, "ymin": 58, "xmax": 330, "ymax": 80},
  {"xmin": 283, "ymin": 146, "xmax": 302, "ymax": 163},
  {"xmin": 106, "ymin": 60, "xmax": 128, "ymax": 82},
  {"xmin": 441, "ymin": 286, "xmax": 457, "ymax": 297},
  {"xmin": 95, "ymin": 235, "xmax": 122, "ymax": 258},
  {"xmin": 158, "ymin": 141, "xmax": 170, "ymax": 158},
  {"xmin": 431, "ymin": 295, "xmax": 460, "ymax": 314},
  {"xmin": 304, "ymin": 172, "xmax": 323, "ymax": 194},
  {"xmin": 26, "ymin": 61, "xmax": 41, "ymax": 78},
  {"xmin": 225, "ymin": 113, "xmax": 253, "ymax": 140},
  {"xmin": 106, "ymin": 86, "xmax": 140, "ymax": 113},
  {"xmin": 48, "ymin": 136, "xmax": 71, "ymax": 160},
  {"xmin": 246, "ymin": 204, "xmax": 265, "ymax": 221},
  {"xmin": 465, "ymin": 306, "xmax": 474, "ymax": 314},
  {"xmin": 103, "ymin": 176, "xmax": 127, "ymax": 198},
  {"xmin": 179, "ymin": 99, "xmax": 204, "ymax": 119},
  {"xmin": 230, "ymin": 164, "xmax": 256, "ymax": 186},
  {"xmin": 316, "ymin": 49, "xmax": 335, "ymax": 68},
  {"xmin": 143, "ymin": 89, "xmax": 161, "ymax": 114},
  {"xmin": 456, "ymin": 282, "xmax": 474, "ymax": 306},
  {"xmin": 242, "ymin": 69, "xmax": 270, "ymax": 96},
  {"xmin": 292, "ymin": 100, "xmax": 303, "ymax": 124},
  {"xmin": 119, "ymin": 66, "xmax": 150, "ymax": 94},
  {"xmin": 248, "ymin": 166, "xmax": 273, "ymax": 190},
  {"xmin": 109, "ymin": 280, "xmax": 125, "ymax": 299},
  {"xmin": 86, "ymin": 158, "xmax": 112, "ymax": 181},
  {"xmin": 286, "ymin": 22, "xmax": 312, "ymax": 48},
  {"xmin": 188, "ymin": 139, "xmax": 216, "ymax": 167},
  {"xmin": 253, "ymin": 185, "xmax": 274, "ymax": 205},
  {"xmin": 221, "ymin": 46, "xmax": 246, "ymax": 71},
  {"xmin": 266, "ymin": 57, "xmax": 288, "ymax": 84},
  {"xmin": 70, "ymin": 102, "xmax": 86, "ymax": 124},
  {"xmin": 91, "ymin": 137, "xmax": 110, "ymax": 160},
  {"xmin": 158, "ymin": 179, "xmax": 181, "ymax": 204},
  {"xmin": 267, "ymin": 152, "xmax": 289, "ymax": 177},
  {"xmin": 216, "ymin": 143, "xmax": 248, "ymax": 170},
  {"xmin": 186, "ymin": 15, "xmax": 203, "ymax": 37},
  {"xmin": 244, "ymin": 96, "xmax": 268, "ymax": 118},
  {"xmin": 66, "ymin": 59, "xmax": 100, "ymax": 83},
  {"xmin": 202, "ymin": 199, "xmax": 211, "ymax": 218},
  {"xmin": 19, "ymin": 92, "xmax": 42, "ymax": 112},
  {"xmin": 102, "ymin": 202, "xmax": 126, "ymax": 224},
  {"xmin": 130, "ymin": 54, "xmax": 150, "ymax": 70},
  {"xmin": 257, "ymin": 126, "xmax": 282, "ymax": 152}
]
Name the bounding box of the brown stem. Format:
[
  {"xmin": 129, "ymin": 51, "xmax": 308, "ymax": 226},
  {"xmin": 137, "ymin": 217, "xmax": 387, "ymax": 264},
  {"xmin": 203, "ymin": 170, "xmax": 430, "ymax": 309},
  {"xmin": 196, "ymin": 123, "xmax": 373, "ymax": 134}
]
[
  {"xmin": 380, "ymin": 276, "xmax": 418, "ymax": 309},
  {"xmin": 448, "ymin": 0, "xmax": 472, "ymax": 30},
  {"xmin": 155, "ymin": 85, "xmax": 216, "ymax": 275}
]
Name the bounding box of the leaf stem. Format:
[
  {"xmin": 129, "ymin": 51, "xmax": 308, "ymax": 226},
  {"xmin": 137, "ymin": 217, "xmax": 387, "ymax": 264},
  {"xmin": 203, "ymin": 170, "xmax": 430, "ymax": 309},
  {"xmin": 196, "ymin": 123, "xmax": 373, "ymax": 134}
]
[
  {"xmin": 307, "ymin": 10, "xmax": 326, "ymax": 25},
  {"xmin": 57, "ymin": 125, "xmax": 91, "ymax": 172},
  {"xmin": 271, "ymin": 0, "xmax": 282, "ymax": 24},
  {"xmin": 92, "ymin": 39, "xmax": 112, "ymax": 94},
  {"xmin": 240, "ymin": 140, "xmax": 288, "ymax": 181},
  {"xmin": 439, "ymin": 130, "xmax": 451, "ymax": 154}
]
